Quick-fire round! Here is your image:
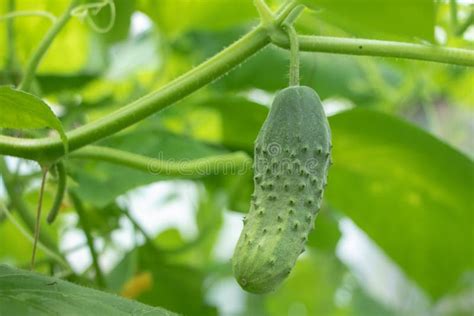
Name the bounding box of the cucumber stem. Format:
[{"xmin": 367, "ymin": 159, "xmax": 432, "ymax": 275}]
[{"xmin": 284, "ymin": 23, "xmax": 300, "ymax": 86}]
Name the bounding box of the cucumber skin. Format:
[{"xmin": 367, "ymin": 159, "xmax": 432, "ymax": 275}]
[{"xmin": 232, "ymin": 86, "xmax": 332, "ymax": 294}]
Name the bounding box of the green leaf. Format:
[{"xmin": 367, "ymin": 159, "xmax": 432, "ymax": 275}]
[
  {"xmin": 0, "ymin": 1, "xmax": 91, "ymax": 74},
  {"xmin": 109, "ymin": 245, "xmax": 217, "ymax": 315},
  {"xmin": 307, "ymin": 208, "xmax": 341, "ymax": 253},
  {"xmin": 159, "ymin": 94, "xmax": 269, "ymax": 152},
  {"xmin": 263, "ymin": 251, "xmax": 346, "ymax": 315},
  {"xmin": 0, "ymin": 264, "xmax": 177, "ymax": 316},
  {"xmin": 36, "ymin": 73, "xmax": 98, "ymax": 94},
  {"xmin": 0, "ymin": 86, "xmax": 68, "ymax": 153},
  {"xmin": 301, "ymin": 0, "xmax": 435, "ymax": 41},
  {"xmin": 326, "ymin": 109, "xmax": 474, "ymax": 299},
  {"xmin": 171, "ymin": 30, "xmax": 374, "ymax": 103},
  {"xmin": 138, "ymin": 0, "xmax": 258, "ymax": 36}
]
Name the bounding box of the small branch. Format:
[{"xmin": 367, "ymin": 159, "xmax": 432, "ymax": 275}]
[
  {"xmin": 450, "ymin": 0, "xmax": 458, "ymax": 29},
  {"xmin": 31, "ymin": 166, "xmax": 48, "ymax": 270},
  {"xmin": 456, "ymin": 10, "xmax": 474, "ymax": 36},
  {"xmin": 68, "ymin": 190, "xmax": 106, "ymax": 288},
  {"xmin": 0, "ymin": 10, "xmax": 57, "ymax": 23},
  {"xmin": 272, "ymin": 34, "xmax": 474, "ymax": 67},
  {"xmin": 68, "ymin": 145, "xmax": 252, "ymax": 177},
  {"xmin": 121, "ymin": 209, "xmax": 156, "ymax": 247},
  {"xmin": 18, "ymin": 0, "xmax": 78, "ymax": 92},
  {"xmin": 254, "ymin": 0, "xmax": 274, "ymax": 26},
  {"xmin": 0, "ymin": 157, "xmax": 59, "ymax": 251}
]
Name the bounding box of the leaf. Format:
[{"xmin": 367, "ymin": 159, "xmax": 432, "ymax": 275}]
[
  {"xmin": 0, "ymin": 86, "xmax": 68, "ymax": 153},
  {"xmin": 0, "ymin": 0, "xmax": 91, "ymax": 74},
  {"xmin": 307, "ymin": 207, "xmax": 341, "ymax": 253},
  {"xmin": 263, "ymin": 251, "xmax": 346, "ymax": 315},
  {"xmin": 302, "ymin": 0, "xmax": 435, "ymax": 41},
  {"xmin": 0, "ymin": 264, "xmax": 177, "ymax": 316},
  {"xmin": 171, "ymin": 30, "xmax": 375, "ymax": 103},
  {"xmin": 138, "ymin": 0, "xmax": 258, "ymax": 37},
  {"xmin": 160, "ymin": 94, "xmax": 269, "ymax": 152},
  {"xmin": 109, "ymin": 245, "xmax": 217, "ymax": 315},
  {"xmin": 36, "ymin": 73, "xmax": 98, "ymax": 94},
  {"xmin": 326, "ymin": 108, "xmax": 474, "ymax": 299}
]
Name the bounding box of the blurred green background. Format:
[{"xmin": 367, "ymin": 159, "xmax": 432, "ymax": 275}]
[{"xmin": 0, "ymin": 0, "xmax": 473, "ymax": 315}]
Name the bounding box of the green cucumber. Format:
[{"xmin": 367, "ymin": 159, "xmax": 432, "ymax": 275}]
[{"xmin": 232, "ymin": 86, "xmax": 332, "ymax": 294}]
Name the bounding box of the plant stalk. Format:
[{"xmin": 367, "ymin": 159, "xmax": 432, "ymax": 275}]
[{"xmin": 18, "ymin": 0, "xmax": 78, "ymax": 92}]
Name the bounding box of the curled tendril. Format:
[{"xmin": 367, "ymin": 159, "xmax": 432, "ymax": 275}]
[
  {"xmin": 71, "ymin": 0, "xmax": 116, "ymax": 33},
  {"xmin": 46, "ymin": 161, "xmax": 67, "ymax": 224},
  {"xmin": 0, "ymin": 10, "xmax": 57, "ymax": 23}
]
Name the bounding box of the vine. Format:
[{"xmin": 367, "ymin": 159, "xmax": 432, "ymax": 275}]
[{"xmin": 0, "ymin": 0, "xmax": 473, "ymax": 165}]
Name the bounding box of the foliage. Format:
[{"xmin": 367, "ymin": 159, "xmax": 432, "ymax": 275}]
[{"xmin": 0, "ymin": 0, "xmax": 473, "ymax": 315}]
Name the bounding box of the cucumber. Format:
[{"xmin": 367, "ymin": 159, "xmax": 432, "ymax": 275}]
[{"xmin": 232, "ymin": 86, "xmax": 332, "ymax": 294}]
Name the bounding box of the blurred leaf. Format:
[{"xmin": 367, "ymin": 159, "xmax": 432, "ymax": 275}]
[
  {"xmin": 264, "ymin": 251, "xmax": 346, "ymax": 316},
  {"xmin": 326, "ymin": 108, "xmax": 474, "ymax": 299},
  {"xmin": 307, "ymin": 208, "xmax": 341, "ymax": 253},
  {"xmin": 171, "ymin": 30, "xmax": 375, "ymax": 103},
  {"xmin": 138, "ymin": 0, "xmax": 258, "ymax": 36},
  {"xmin": 155, "ymin": 228, "xmax": 186, "ymax": 250},
  {"xmin": 105, "ymin": 30, "xmax": 160, "ymax": 79},
  {"xmin": 106, "ymin": 248, "xmax": 139, "ymax": 293},
  {"xmin": 348, "ymin": 284, "xmax": 399, "ymax": 316},
  {"xmin": 0, "ymin": 264, "xmax": 176, "ymax": 315},
  {"xmin": 109, "ymin": 245, "xmax": 217, "ymax": 315},
  {"xmin": 69, "ymin": 128, "xmax": 226, "ymax": 207},
  {"xmin": 84, "ymin": 202, "xmax": 123, "ymax": 235},
  {"xmin": 0, "ymin": 86, "xmax": 68, "ymax": 151},
  {"xmin": 0, "ymin": 217, "xmax": 42, "ymax": 265},
  {"xmin": 160, "ymin": 94, "xmax": 268, "ymax": 152},
  {"xmin": 36, "ymin": 73, "xmax": 98, "ymax": 94},
  {"xmin": 0, "ymin": 1, "xmax": 90, "ymax": 74},
  {"xmin": 217, "ymin": 47, "xmax": 372, "ymax": 102},
  {"xmin": 196, "ymin": 183, "xmax": 225, "ymax": 259},
  {"xmin": 302, "ymin": 0, "xmax": 435, "ymax": 41}
]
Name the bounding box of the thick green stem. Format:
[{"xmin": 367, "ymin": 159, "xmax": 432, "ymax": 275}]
[
  {"xmin": 272, "ymin": 34, "xmax": 474, "ymax": 66},
  {"xmin": 68, "ymin": 191, "xmax": 106, "ymax": 288},
  {"xmin": 68, "ymin": 146, "xmax": 252, "ymax": 177},
  {"xmin": 18, "ymin": 0, "xmax": 77, "ymax": 92},
  {"xmin": 284, "ymin": 24, "xmax": 300, "ymax": 86},
  {"xmin": 0, "ymin": 27, "xmax": 270, "ymax": 162}
]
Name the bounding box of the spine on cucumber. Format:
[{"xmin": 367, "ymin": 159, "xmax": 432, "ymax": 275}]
[{"xmin": 232, "ymin": 86, "xmax": 332, "ymax": 294}]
